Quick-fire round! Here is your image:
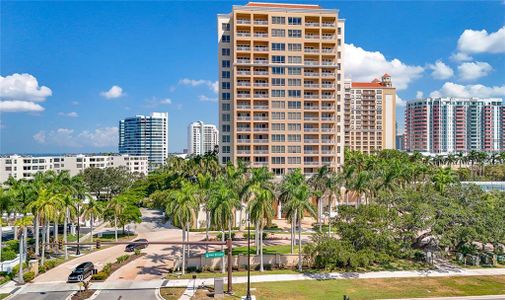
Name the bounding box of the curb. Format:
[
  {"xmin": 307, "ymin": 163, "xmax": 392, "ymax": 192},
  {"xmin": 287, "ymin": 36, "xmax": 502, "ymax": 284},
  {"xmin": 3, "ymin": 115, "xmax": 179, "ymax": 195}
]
[
  {"xmin": 64, "ymin": 291, "xmax": 77, "ymax": 300},
  {"xmin": 155, "ymin": 287, "xmax": 164, "ymax": 300}
]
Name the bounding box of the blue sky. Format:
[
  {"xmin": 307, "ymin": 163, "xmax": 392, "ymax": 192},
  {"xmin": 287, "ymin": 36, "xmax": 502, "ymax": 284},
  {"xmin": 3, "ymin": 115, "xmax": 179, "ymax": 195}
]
[{"xmin": 1, "ymin": 1, "xmax": 504, "ymax": 154}]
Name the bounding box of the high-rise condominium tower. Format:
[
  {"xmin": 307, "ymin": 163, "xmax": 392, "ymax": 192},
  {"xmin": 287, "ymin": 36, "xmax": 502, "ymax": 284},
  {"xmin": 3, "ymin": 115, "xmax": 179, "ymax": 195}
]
[
  {"xmin": 119, "ymin": 112, "xmax": 168, "ymax": 170},
  {"xmin": 188, "ymin": 121, "xmax": 219, "ymax": 155},
  {"xmin": 344, "ymin": 74, "xmax": 397, "ymax": 154},
  {"xmin": 405, "ymin": 98, "xmax": 504, "ymax": 153},
  {"xmin": 218, "ymin": 2, "xmax": 345, "ymax": 175}
]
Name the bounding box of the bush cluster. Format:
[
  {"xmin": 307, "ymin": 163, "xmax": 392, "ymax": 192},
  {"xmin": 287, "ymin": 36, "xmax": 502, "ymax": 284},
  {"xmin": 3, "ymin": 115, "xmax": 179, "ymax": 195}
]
[
  {"xmin": 216, "ymin": 232, "xmax": 235, "ymax": 240},
  {"xmin": 23, "ymin": 271, "xmax": 35, "ymax": 282},
  {"xmin": 115, "ymin": 255, "xmax": 130, "ymax": 264}
]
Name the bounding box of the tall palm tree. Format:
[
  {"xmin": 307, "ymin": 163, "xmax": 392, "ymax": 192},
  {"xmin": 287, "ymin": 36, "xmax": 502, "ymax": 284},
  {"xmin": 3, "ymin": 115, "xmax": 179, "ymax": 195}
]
[
  {"xmin": 283, "ymin": 184, "xmax": 316, "ymax": 272},
  {"xmin": 106, "ymin": 195, "xmax": 129, "ymax": 242},
  {"xmin": 82, "ymin": 197, "xmax": 102, "ymax": 250},
  {"xmin": 247, "ymin": 187, "xmax": 275, "ymax": 272},
  {"xmin": 432, "ymin": 167, "xmax": 457, "ymax": 194},
  {"xmin": 0, "ymin": 189, "xmax": 14, "ymax": 270},
  {"xmin": 209, "ymin": 179, "xmax": 240, "ymax": 273},
  {"xmin": 308, "ymin": 166, "xmax": 332, "ymax": 231},
  {"xmin": 278, "ymin": 169, "xmax": 305, "ymax": 254},
  {"xmin": 195, "ymin": 173, "xmax": 213, "ymax": 251},
  {"xmin": 61, "ymin": 193, "xmax": 78, "ymax": 259},
  {"xmin": 166, "ymin": 181, "xmax": 198, "ymax": 275},
  {"xmin": 14, "ymin": 216, "xmax": 33, "ymax": 283}
]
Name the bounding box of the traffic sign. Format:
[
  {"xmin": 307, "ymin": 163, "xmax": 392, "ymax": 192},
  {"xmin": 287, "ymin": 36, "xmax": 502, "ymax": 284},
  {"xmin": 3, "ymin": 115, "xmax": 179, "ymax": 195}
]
[{"xmin": 205, "ymin": 251, "xmax": 225, "ymax": 258}]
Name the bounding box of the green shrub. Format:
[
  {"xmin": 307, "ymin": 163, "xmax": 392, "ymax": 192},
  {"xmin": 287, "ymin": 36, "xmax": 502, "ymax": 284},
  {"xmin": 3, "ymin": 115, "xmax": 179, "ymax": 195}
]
[
  {"xmin": 91, "ymin": 271, "xmax": 108, "ymax": 281},
  {"xmin": 186, "ymin": 266, "xmax": 198, "ymax": 273},
  {"xmin": 23, "ymin": 271, "xmax": 35, "ymax": 282},
  {"xmin": 43, "ymin": 258, "xmax": 64, "ymax": 270},
  {"xmin": 243, "ymin": 232, "xmax": 268, "ymax": 240},
  {"xmin": 216, "ymin": 232, "xmax": 236, "ymax": 240},
  {"xmin": 102, "ymin": 263, "xmax": 112, "ymax": 274},
  {"xmin": 5, "ymin": 240, "xmax": 19, "ymax": 252},
  {"xmin": 116, "ymin": 255, "xmax": 129, "ymax": 264},
  {"xmin": 134, "ymin": 249, "xmax": 141, "ymax": 256},
  {"xmin": 38, "ymin": 265, "xmax": 47, "ymax": 273},
  {"xmin": 11, "ymin": 262, "xmax": 28, "ymax": 275},
  {"xmin": 1, "ymin": 250, "xmax": 17, "ymax": 261}
]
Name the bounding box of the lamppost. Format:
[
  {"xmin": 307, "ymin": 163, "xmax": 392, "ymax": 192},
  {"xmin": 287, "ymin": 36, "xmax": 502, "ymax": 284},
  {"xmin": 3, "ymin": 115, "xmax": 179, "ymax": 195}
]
[
  {"xmin": 76, "ymin": 202, "xmax": 81, "ymax": 255},
  {"xmin": 245, "ymin": 216, "xmax": 252, "ymax": 300}
]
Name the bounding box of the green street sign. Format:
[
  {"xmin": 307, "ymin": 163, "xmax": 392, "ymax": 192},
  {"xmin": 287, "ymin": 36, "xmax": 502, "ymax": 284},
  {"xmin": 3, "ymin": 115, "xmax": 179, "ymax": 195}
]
[{"xmin": 205, "ymin": 251, "xmax": 225, "ymax": 258}]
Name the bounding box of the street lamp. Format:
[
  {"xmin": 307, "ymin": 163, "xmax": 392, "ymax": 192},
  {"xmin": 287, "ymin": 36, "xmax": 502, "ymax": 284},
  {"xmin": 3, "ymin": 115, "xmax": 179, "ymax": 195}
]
[
  {"xmin": 76, "ymin": 202, "xmax": 81, "ymax": 255},
  {"xmin": 245, "ymin": 216, "xmax": 252, "ymax": 300}
]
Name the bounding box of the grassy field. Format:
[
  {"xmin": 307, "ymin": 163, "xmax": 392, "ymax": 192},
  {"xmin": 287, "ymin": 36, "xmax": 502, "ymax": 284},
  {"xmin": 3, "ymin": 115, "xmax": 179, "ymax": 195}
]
[
  {"xmin": 225, "ymin": 275, "xmax": 505, "ymax": 300},
  {"xmin": 0, "ymin": 294, "xmax": 8, "ymax": 300},
  {"xmin": 160, "ymin": 287, "xmax": 185, "ymax": 300}
]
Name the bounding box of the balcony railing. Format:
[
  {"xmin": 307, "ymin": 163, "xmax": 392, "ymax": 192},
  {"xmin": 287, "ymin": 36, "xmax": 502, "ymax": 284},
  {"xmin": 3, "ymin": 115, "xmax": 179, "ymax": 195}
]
[
  {"xmin": 254, "ymin": 20, "xmax": 268, "ymax": 25},
  {"xmin": 254, "ymin": 94, "xmax": 268, "ymax": 98},
  {"xmin": 304, "ymin": 150, "xmax": 319, "ymax": 154},
  {"xmin": 253, "ymin": 116, "xmax": 268, "ymax": 120},
  {"xmin": 304, "ymin": 61, "xmax": 319, "ymax": 66},
  {"xmin": 254, "ymin": 47, "xmax": 268, "ymax": 52},
  {"xmin": 304, "ymin": 116, "xmax": 319, "ymax": 121},
  {"xmin": 237, "ymin": 139, "xmax": 251, "ymax": 143},
  {"xmin": 237, "ymin": 127, "xmax": 251, "ymax": 132},
  {"xmin": 305, "ymin": 35, "xmax": 320, "ymax": 39},
  {"xmin": 254, "ymin": 127, "xmax": 268, "ymax": 132},
  {"xmin": 321, "ymin": 117, "xmax": 335, "ymax": 121},
  {"xmin": 304, "ymin": 48, "xmax": 319, "ymax": 53},
  {"xmin": 304, "ymin": 106, "xmax": 319, "ymax": 110},
  {"xmin": 254, "ymin": 71, "xmax": 268, "ymax": 75},
  {"xmin": 254, "ymin": 60, "xmax": 268, "ymax": 65},
  {"xmin": 304, "ymin": 161, "xmax": 320, "ymax": 165},
  {"xmin": 322, "ymin": 35, "xmax": 335, "ymax": 40},
  {"xmin": 237, "ymin": 94, "xmax": 251, "ymax": 98},
  {"xmin": 253, "ymin": 139, "xmax": 268, "ymax": 143},
  {"xmin": 254, "ymin": 82, "xmax": 268, "ymax": 87},
  {"xmin": 304, "ymin": 72, "xmax": 319, "ymax": 77},
  {"xmin": 321, "ymin": 73, "xmax": 336, "ymax": 77},
  {"xmin": 305, "ymin": 22, "xmax": 320, "ymax": 27},
  {"xmin": 254, "ymin": 105, "xmax": 269, "ymax": 109},
  {"xmin": 322, "ymin": 95, "xmax": 335, "ymax": 99},
  {"xmin": 237, "ymin": 32, "xmax": 251, "ymax": 37},
  {"xmin": 254, "ymin": 33, "xmax": 268, "ymax": 38},
  {"xmin": 304, "ymin": 127, "xmax": 319, "ymax": 132},
  {"xmin": 237, "ymin": 46, "xmax": 251, "ymax": 51},
  {"xmin": 237, "ymin": 150, "xmax": 251, "ymax": 154},
  {"xmin": 321, "ymin": 140, "xmax": 335, "ymax": 144},
  {"xmin": 237, "ymin": 59, "xmax": 251, "ymax": 64},
  {"xmin": 254, "ymin": 150, "xmax": 269, "ymax": 154},
  {"xmin": 322, "ymin": 84, "xmax": 335, "ymax": 88},
  {"xmin": 304, "ymin": 139, "xmax": 319, "ymax": 144},
  {"xmin": 237, "ymin": 70, "xmax": 251, "ymax": 75},
  {"xmin": 236, "ymin": 105, "xmax": 251, "ymax": 109},
  {"xmin": 322, "ymin": 61, "xmax": 336, "ymax": 66},
  {"xmin": 321, "ymin": 150, "xmax": 335, "ymax": 154},
  {"xmin": 304, "ymin": 94, "xmax": 319, "ymax": 99},
  {"xmin": 322, "ymin": 48, "xmax": 335, "ymax": 53},
  {"xmin": 237, "ymin": 116, "xmax": 251, "ymax": 120},
  {"xmin": 322, "ymin": 22, "xmax": 336, "ymax": 27},
  {"xmin": 304, "ymin": 84, "xmax": 319, "ymax": 88},
  {"xmin": 237, "ymin": 82, "xmax": 251, "ymax": 87},
  {"xmin": 321, "ymin": 128, "xmax": 335, "ymax": 132},
  {"xmin": 237, "ymin": 19, "xmax": 251, "ymax": 24}
]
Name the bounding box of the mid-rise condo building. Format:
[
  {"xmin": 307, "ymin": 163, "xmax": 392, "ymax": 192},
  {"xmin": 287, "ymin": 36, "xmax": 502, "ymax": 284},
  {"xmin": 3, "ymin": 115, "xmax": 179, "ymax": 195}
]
[
  {"xmin": 405, "ymin": 97, "xmax": 504, "ymax": 153},
  {"xmin": 119, "ymin": 112, "xmax": 168, "ymax": 170},
  {"xmin": 218, "ymin": 2, "xmax": 345, "ymax": 175},
  {"xmin": 344, "ymin": 74, "xmax": 396, "ymax": 153},
  {"xmin": 188, "ymin": 121, "xmax": 219, "ymax": 155},
  {"xmin": 0, "ymin": 154, "xmax": 148, "ymax": 183}
]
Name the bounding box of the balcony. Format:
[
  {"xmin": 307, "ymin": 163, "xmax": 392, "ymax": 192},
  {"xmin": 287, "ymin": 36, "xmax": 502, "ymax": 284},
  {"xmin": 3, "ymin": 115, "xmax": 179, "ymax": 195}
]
[
  {"xmin": 322, "ymin": 48, "xmax": 335, "ymax": 53},
  {"xmin": 321, "ymin": 139, "xmax": 335, "ymax": 144},
  {"xmin": 253, "ymin": 139, "xmax": 268, "ymax": 144},
  {"xmin": 321, "ymin": 117, "xmax": 335, "ymax": 121},
  {"xmin": 322, "ymin": 84, "xmax": 335, "ymax": 88},
  {"xmin": 253, "ymin": 116, "xmax": 268, "ymax": 120},
  {"xmin": 237, "ymin": 139, "xmax": 251, "ymax": 143},
  {"xmin": 304, "ymin": 61, "xmax": 319, "ymax": 66},
  {"xmin": 321, "ymin": 73, "xmax": 336, "ymax": 77},
  {"xmin": 304, "ymin": 106, "xmax": 319, "ymax": 110},
  {"xmin": 236, "ymin": 105, "xmax": 251, "ymax": 109},
  {"xmin": 237, "ymin": 127, "xmax": 251, "ymax": 132},
  {"xmin": 304, "ymin": 116, "xmax": 319, "ymax": 121},
  {"xmin": 254, "ymin": 20, "xmax": 268, "ymax": 25},
  {"xmin": 304, "ymin": 72, "xmax": 319, "ymax": 77},
  {"xmin": 237, "ymin": 70, "xmax": 251, "ymax": 75},
  {"xmin": 305, "ymin": 22, "xmax": 320, "ymax": 27},
  {"xmin": 304, "ymin": 48, "xmax": 319, "ymax": 53},
  {"xmin": 304, "ymin": 83, "xmax": 319, "ymax": 88},
  {"xmin": 237, "ymin": 19, "xmax": 251, "ymax": 25},
  {"xmin": 237, "ymin": 150, "xmax": 251, "ymax": 154},
  {"xmin": 254, "ymin": 46, "xmax": 268, "ymax": 52},
  {"xmin": 254, "ymin": 59, "xmax": 268, "ymax": 65},
  {"xmin": 304, "ymin": 150, "xmax": 319, "ymax": 154},
  {"xmin": 304, "ymin": 139, "xmax": 319, "ymax": 144},
  {"xmin": 237, "ymin": 59, "xmax": 251, "ymax": 64},
  {"xmin": 254, "ymin": 162, "xmax": 268, "ymax": 166},
  {"xmin": 254, "ymin": 82, "xmax": 268, "ymax": 87},
  {"xmin": 322, "ymin": 22, "xmax": 335, "ymax": 27},
  {"xmin": 322, "ymin": 35, "xmax": 335, "ymax": 40},
  {"xmin": 237, "ymin": 82, "xmax": 251, "ymax": 87},
  {"xmin": 322, "ymin": 61, "xmax": 336, "ymax": 66},
  {"xmin": 253, "ymin": 94, "xmax": 268, "ymax": 98},
  {"xmin": 237, "ymin": 116, "xmax": 251, "ymax": 121},
  {"xmin": 237, "ymin": 94, "xmax": 251, "ymax": 98},
  {"xmin": 305, "ymin": 35, "xmax": 320, "ymax": 39},
  {"xmin": 321, "ymin": 128, "xmax": 335, "ymax": 132},
  {"xmin": 254, "ymin": 71, "xmax": 268, "ymax": 75},
  {"xmin": 254, "ymin": 127, "xmax": 268, "ymax": 132},
  {"xmin": 322, "ymin": 95, "xmax": 335, "ymax": 99},
  {"xmin": 237, "ymin": 32, "xmax": 251, "ymax": 37},
  {"xmin": 321, "ymin": 150, "xmax": 335, "ymax": 154},
  {"xmin": 304, "ymin": 161, "xmax": 320, "ymax": 165},
  {"xmin": 254, "ymin": 149, "xmax": 269, "ymax": 154},
  {"xmin": 254, "ymin": 33, "xmax": 268, "ymax": 38},
  {"xmin": 253, "ymin": 105, "xmax": 269, "ymax": 109},
  {"xmin": 237, "ymin": 46, "xmax": 251, "ymax": 51},
  {"xmin": 304, "ymin": 127, "xmax": 319, "ymax": 132},
  {"xmin": 304, "ymin": 94, "xmax": 319, "ymax": 99}
]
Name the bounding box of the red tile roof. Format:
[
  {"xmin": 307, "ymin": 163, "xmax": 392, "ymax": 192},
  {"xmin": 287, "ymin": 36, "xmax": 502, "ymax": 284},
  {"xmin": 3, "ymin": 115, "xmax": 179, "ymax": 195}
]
[
  {"xmin": 246, "ymin": 2, "xmax": 321, "ymax": 9},
  {"xmin": 383, "ymin": 73, "xmax": 391, "ymax": 77},
  {"xmin": 351, "ymin": 82, "xmax": 384, "ymax": 88}
]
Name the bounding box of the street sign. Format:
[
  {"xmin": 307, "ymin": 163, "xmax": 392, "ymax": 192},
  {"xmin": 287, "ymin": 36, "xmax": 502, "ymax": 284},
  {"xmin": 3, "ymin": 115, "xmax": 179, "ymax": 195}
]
[{"xmin": 205, "ymin": 251, "xmax": 225, "ymax": 258}]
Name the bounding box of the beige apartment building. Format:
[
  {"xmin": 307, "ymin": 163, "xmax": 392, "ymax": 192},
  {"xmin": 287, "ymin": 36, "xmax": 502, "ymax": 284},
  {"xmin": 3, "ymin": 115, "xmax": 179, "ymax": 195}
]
[
  {"xmin": 218, "ymin": 2, "xmax": 345, "ymax": 175},
  {"xmin": 344, "ymin": 74, "xmax": 396, "ymax": 153}
]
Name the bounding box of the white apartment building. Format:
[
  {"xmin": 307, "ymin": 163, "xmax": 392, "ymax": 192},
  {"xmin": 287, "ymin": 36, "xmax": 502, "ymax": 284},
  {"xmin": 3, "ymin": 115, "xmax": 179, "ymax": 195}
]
[
  {"xmin": 0, "ymin": 154, "xmax": 148, "ymax": 183},
  {"xmin": 187, "ymin": 121, "xmax": 219, "ymax": 155}
]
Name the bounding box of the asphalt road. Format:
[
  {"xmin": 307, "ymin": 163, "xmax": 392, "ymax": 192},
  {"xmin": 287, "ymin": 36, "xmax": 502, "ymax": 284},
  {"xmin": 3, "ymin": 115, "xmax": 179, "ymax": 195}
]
[
  {"xmin": 93, "ymin": 289, "xmax": 158, "ymax": 300},
  {"xmin": 11, "ymin": 291, "xmax": 73, "ymax": 300}
]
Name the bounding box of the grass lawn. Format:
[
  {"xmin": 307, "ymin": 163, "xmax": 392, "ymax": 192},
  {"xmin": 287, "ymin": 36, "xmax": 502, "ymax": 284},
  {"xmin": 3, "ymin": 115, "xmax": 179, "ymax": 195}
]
[
  {"xmin": 227, "ymin": 275, "xmax": 505, "ymax": 300},
  {"xmin": 166, "ymin": 269, "xmax": 300, "ymax": 280},
  {"xmin": 160, "ymin": 287, "xmax": 185, "ymax": 300},
  {"xmin": 232, "ymin": 244, "xmax": 297, "ymax": 255}
]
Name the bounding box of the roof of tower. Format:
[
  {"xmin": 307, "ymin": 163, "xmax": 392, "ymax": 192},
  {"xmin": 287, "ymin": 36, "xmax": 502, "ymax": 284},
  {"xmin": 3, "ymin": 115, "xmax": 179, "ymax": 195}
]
[{"xmin": 246, "ymin": 2, "xmax": 321, "ymax": 9}]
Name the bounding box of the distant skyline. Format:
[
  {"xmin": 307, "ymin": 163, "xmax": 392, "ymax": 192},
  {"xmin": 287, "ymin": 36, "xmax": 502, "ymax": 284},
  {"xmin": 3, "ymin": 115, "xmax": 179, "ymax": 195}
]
[{"xmin": 1, "ymin": 1, "xmax": 504, "ymax": 154}]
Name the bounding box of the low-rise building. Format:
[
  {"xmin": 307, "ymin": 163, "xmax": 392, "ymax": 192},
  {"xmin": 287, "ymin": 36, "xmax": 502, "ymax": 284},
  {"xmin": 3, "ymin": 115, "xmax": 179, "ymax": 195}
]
[{"xmin": 0, "ymin": 154, "xmax": 148, "ymax": 182}]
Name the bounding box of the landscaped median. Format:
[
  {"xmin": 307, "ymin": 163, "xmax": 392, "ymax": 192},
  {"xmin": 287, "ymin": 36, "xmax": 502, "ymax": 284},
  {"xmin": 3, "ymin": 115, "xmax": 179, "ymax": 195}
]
[
  {"xmin": 160, "ymin": 275, "xmax": 505, "ymax": 300},
  {"xmin": 91, "ymin": 249, "xmax": 145, "ymax": 281}
]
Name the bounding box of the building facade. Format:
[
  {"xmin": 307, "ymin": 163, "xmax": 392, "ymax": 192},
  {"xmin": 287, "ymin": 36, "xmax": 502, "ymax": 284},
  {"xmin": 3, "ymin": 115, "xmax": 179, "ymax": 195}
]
[
  {"xmin": 119, "ymin": 112, "xmax": 168, "ymax": 170},
  {"xmin": 0, "ymin": 154, "xmax": 148, "ymax": 183},
  {"xmin": 405, "ymin": 97, "xmax": 504, "ymax": 153},
  {"xmin": 188, "ymin": 121, "xmax": 219, "ymax": 155},
  {"xmin": 344, "ymin": 74, "xmax": 396, "ymax": 153},
  {"xmin": 218, "ymin": 2, "xmax": 345, "ymax": 175}
]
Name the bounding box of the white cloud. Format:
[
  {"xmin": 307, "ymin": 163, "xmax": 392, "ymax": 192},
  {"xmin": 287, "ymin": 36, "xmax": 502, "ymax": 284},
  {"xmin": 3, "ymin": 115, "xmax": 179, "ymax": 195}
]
[
  {"xmin": 159, "ymin": 98, "xmax": 172, "ymax": 105},
  {"xmin": 33, "ymin": 127, "xmax": 118, "ymax": 148},
  {"xmin": 416, "ymin": 91, "xmax": 424, "ymax": 99},
  {"xmin": 58, "ymin": 111, "xmax": 79, "ymax": 117},
  {"xmin": 0, "ymin": 100, "xmax": 45, "ymax": 112},
  {"xmin": 178, "ymin": 78, "xmax": 218, "ymax": 94},
  {"xmin": 396, "ymin": 95, "xmax": 406, "ymax": 107},
  {"xmin": 100, "ymin": 85, "xmax": 124, "ymax": 99},
  {"xmin": 71, "ymin": 101, "xmax": 79, "ymax": 105},
  {"xmin": 457, "ymin": 26, "xmax": 505, "ymax": 54},
  {"xmin": 450, "ymin": 52, "xmax": 473, "ymax": 62},
  {"xmin": 344, "ymin": 44, "xmax": 424, "ymax": 90},
  {"xmin": 198, "ymin": 95, "xmax": 218, "ymax": 102},
  {"xmin": 429, "ymin": 82, "xmax": 505, "ymax": 98},
  {"xmin": 457, "ymin": 61, "xmax": 493, "ymax": 81},
  {"xmin": 0, "ymin": 73, "xmax": 52, "ymax": 101},
  {"xmin": 427, "ymin": 60, "xmax": 454, "ymax": 80}
]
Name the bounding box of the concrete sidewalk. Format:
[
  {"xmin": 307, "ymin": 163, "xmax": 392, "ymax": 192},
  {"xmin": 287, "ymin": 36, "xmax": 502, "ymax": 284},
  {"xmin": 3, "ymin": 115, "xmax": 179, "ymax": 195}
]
[{"xmin": 5, "ymin": 267, "xmax": 505, "ymax": 296}]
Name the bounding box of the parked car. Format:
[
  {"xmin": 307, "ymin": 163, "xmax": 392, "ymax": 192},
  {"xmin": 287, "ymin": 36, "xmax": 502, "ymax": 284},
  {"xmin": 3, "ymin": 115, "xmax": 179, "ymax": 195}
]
[
  {"xmin": 67, "ymin": 262, "xmax": 95, "ymax": 282},
  {"xmin": 125, "ymin": 239, "xmax": 148, "ymax": 252}
]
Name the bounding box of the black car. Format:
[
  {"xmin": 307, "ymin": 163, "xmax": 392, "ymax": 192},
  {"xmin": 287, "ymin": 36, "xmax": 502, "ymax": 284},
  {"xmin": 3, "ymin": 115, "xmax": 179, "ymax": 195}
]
[
  {"xmin": 125, "ymin": 239, "xmax": 148, "ymax": 252},
  {"xmin": 67, "ymin": 262, "xmax": 95, "ymax": 282}
]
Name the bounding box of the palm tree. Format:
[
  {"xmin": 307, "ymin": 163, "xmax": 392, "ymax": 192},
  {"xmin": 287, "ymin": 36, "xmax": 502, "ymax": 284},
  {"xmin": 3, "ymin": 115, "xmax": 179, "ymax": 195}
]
[
  {"xmin": 279, "ymin": 169, "xmax": 305, "ymax": 254},
  {"xmin": 106, "ymin": 195, "xmax": 129, "ymax": 242},
  {"xmin": 432, "ymin": 167, "xmax": 457, "ymax": 194},
  {"xmin": 0, "ymin": 189, "xmax": 14, "ymax": 270},
  {"xmin": 165, "ymin": 181, "xmax": 198, "ymax": 275},
  {"xmin": 247, "ymin": 187, "xmax": 275, "ymax": 272},
  {"xmin": 15, "ymin": 216, "xmax": 33, "ymax": 284},
  {"xmin": 209, "ymin": 179, "xmax": 240, "ymax": 273},
  {"xmin": 61, "ymin": 193, "xmax": 78, "ymax": 259},
  {"xmin": 283, "ymin": 184, "xmax": 316, "ymax": 272},
  {"xmin": 308, "ymin": 166, "xmax": 332, "ymax": 231},
  {"xmin": 82, "ymin": 197, "xmax": 102, "ymax": 250},
  {"xmin": 195, "ymin": 173, "xmax": 212, "ymax": 248}
]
